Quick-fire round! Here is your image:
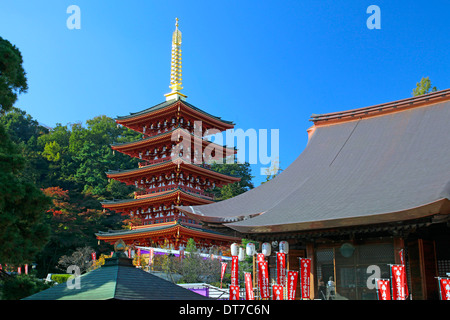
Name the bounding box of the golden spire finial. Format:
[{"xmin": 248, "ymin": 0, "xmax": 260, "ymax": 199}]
[{"xmin": 165, "ymin": 17, "xmax": 187, "ymax": 101}]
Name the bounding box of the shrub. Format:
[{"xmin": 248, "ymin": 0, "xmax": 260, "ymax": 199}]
[{"xmin": 1, "ymin": 274, "xmax": 51, "ymax": 300}]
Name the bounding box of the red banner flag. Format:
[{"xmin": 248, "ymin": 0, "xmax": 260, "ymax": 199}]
[
  {"xmin": 398, "ymin": 250, "xmax": 409, "ymax": 298},
  {"xmin": 300, "ymin": 258, "xmax": 311, "ymax": 299},
  {"xmin": 258, "ymin": 261, "xmax": 270, "ymax": 299},
  {"xmin": 244, "ymin": 272, "xmax": 254, "ymax": 300},
  {"xmin": 231, "ymin": 256, "xmax": 239, "ymax": 286},
  {"xmin": 230, "ymin": 285, "xmax": 240, "ymax": 300},
  {"xmin": 149, "ymin": 248, "xmax": 154, "ymax": 265},
  {"xmin": 220, "ymin": 262, "xmax": 227, "ymax": 288},
  {"xmin": 376, "ymin": 279, "xmax": 391, "ymax": 300},
  {"xmin": 91, "ymin": 252, "xmax": 96, "ymax": 261},
  {"xmin": 257, "ymin": 253, "xmax": 265, "ymax": 263},
  {"xmin": 277, "ymin": 252, "xmax": 286, "ymax": 286},
  {"xmin": 272, "ymin": 284, "xmax": 284, "ymax": 300},
  {"xmin": 287, "ymin": 271, "xmax": 298, "ymax": 300},
  {"xmin": 391, "ymin": 265, "xmax": 406, "ymax": 300},
  {"xmin": 136, "ymin": 248, "xmax": 141, "ymax": 266},
  {"xmin": 439, "ymin": 278, "xmax": 450, "ymax": 300}
]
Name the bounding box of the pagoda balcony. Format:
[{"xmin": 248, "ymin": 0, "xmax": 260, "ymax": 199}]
[
  {"xmin": 138, "ymin": 157, "xmax": 213, "ymax": 170},
  {"xmin": 138, "ymin": 157, "xmax": 170, "ymax": 167},
  {"xmin": 140, "ymin": 123, "xmax": 202, "ymax": 139},
  {"xmin": 135, "ymin": 186, "xmax": 214, "ymax": 200},
  {"xmin": 141, "ymin": 124, "xmax": 178, "ymax": 138}
]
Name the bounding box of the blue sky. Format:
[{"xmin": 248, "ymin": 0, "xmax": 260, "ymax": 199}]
[{"xmin": 1, "ymin": 1, "xmax": 449, "ymax": 186}]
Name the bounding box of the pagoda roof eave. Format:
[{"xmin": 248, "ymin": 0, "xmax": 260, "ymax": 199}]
[
  {"xmin": 101, "ymin": 188, "xmax": 214, "ymax": 210},
  {"xmin": 106, "ymin": 157, "xmax": 241, "ymax": 182},
  {"xmin": 110, "ymin": 126, "xmax": 237, "ymax": 153},
  {"xmin": 115, "ymin": 99, "xmax": 234, "ymax": 128},
  {"xmin": 95, "ymin": 220, "xmax": 240, "ymax": 242}
]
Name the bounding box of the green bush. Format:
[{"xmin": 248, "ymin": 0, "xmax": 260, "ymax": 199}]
[
  {"xmin": 1, "ymin": 274, "xmax": 51, "ymax": 300},
  {"xmin": 51, "ymin": 274, "xmax": 71, "ymax": 284}
]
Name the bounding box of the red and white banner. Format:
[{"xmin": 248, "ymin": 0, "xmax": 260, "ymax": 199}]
[
  {"xmin": 136, "ymin": 248, "xmax": 141, "ymax": 266},
  {"xmin": 272, "ymin": 284, "xmax": 284, "ymax": 300},
  {"xmin": 25, "ymin": 264, "xmax": 28, "ymax": 275},
  {"xmin": 257, "ymin": 253, "xmax": 265, "ymax": 263},
  {"xmin": 244, "ymin": 272, "xmax": 254, "ymax": 300},
  {"xmin": 231, "ymin": 256, "xmax": 239, "ymax": 286},
  {"xmin": 391, "ymin": 265, "xmax": 406, "ymax": 300},
  {"xmin": 149, "ymin": 248, "xmax": 154, "ymax": 265},
  {"xmin": 277, "ymin": 252, "xmax": 286, "ymax": 286},
  {"xmin": 91, "ymin": 252, "xmax": 96, "ymax": 261},
  {"xmin": 376, "ymin": 279, "xmax": 391, "ymax": 300},
  {"xmin": 230, "ymin": 285, "xmax": 240, "ymax": 300},
  {"xmin": 258, "ymin": 261, "xmax": 270, "ymax": 299},
  {"xmin": 439, "ymin": 278, "xmax": 450, "ymax": 300},
  {"xmin": 220, "ymin": 262, "xmax": 227, "ymax": 288},
  {"xmin": 287, "ymin": 271, "xmax": 298, "ymax": 300},
  {"xmin": 300, "ymin": 258, "xmax": 311, "ymax": 299},
  {"xmin": 398, "ymin": 250, "xmax": 409, "ymax": 298}
]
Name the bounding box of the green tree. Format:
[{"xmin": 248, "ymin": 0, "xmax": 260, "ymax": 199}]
[
  {"xmin": 34, "ymin": 186, "xmax": 123, "ymax": 277},
  {"xmin": 0, "ymin": 124, "xmax": 51, "ymax": 265},
  {"xmin": 0, "ymin": 37, "xmax": 28, "ymax": 114},
  {"xmin": 1, "ymin": 274, "xmax": 51, "ymax": 300},
  {"xmin": 262, "ymin": 159, "xmax": 283, "ymax": 183},
  {"xmin": 209, "ymin": 162, "xmax": 254, "ymax": 200},
  {"xmin": 0, "ymin": 107, "xmax": 50, "ymax": 187},
  {"xmin": 69, "ymin": 116, "xmax": 140, "ymax": 199},
  {"xmin": 412, "ymin": 76, "xmax": 438, "ymax": 96}
]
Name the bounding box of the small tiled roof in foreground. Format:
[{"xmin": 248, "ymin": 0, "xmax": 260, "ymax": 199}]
[{"xmin": 23, "ymin": 254, "xmax": 210, "ymax": 300}]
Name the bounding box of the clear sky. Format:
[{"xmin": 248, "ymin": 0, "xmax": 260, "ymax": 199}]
[{"xmin": 1, "ymin": 1, "xmax": 449, "ymax": 186}]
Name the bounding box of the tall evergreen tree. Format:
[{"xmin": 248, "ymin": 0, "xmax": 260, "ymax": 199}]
[
  {"xmin": 0, "ymin": 37, "xmax": 28, "ymax": 114},
  {"xmin": 0, "ymin": 123, "xmax": 51, "ymax": 264},
  {"xmin": 0, "ymin": 37, "xmax": 51, "ymax": 265}
]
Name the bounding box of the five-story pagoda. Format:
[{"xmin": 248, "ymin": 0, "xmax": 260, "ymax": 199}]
[{"xmin": 96, "ymin": 19, "xmax": 241, "ymax": 252}]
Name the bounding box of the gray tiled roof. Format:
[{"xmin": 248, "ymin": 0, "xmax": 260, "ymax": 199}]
[{"xmin": 177, "ymin": 90, "xmax": 450, "ymax": 234}]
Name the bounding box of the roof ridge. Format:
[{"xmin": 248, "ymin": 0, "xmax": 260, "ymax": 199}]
[
  {"xmin": 310, "ymin": 88, "xmax": 450, "ymax": 123},
  {"xmin": 115, "ymin": 99, "xmax": 235, "ymax": 125}
]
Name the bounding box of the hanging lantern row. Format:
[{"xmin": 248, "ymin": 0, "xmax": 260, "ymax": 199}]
[{"xmin": 231, "ymin": 241, "xmax": 289, "ymax": 260}]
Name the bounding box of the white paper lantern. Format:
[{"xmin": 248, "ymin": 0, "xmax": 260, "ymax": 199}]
[
  {"xmin": 262, "ymin": 242, "xmax": 271, "ymax": 256},
  {"xmin": 231, "ymin": 243, "xmax": 239, "ymax": 256},
  {"xmin": 246, "ymin": 242, "xmax": 255, "ymax": 256},
  {"xmin": 279, "ymin": 241, "xmax": 289, "ymax": 254},
  {"xmin": 238, "ymin": 247, "xmax": 245, "ymax": 261}
]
